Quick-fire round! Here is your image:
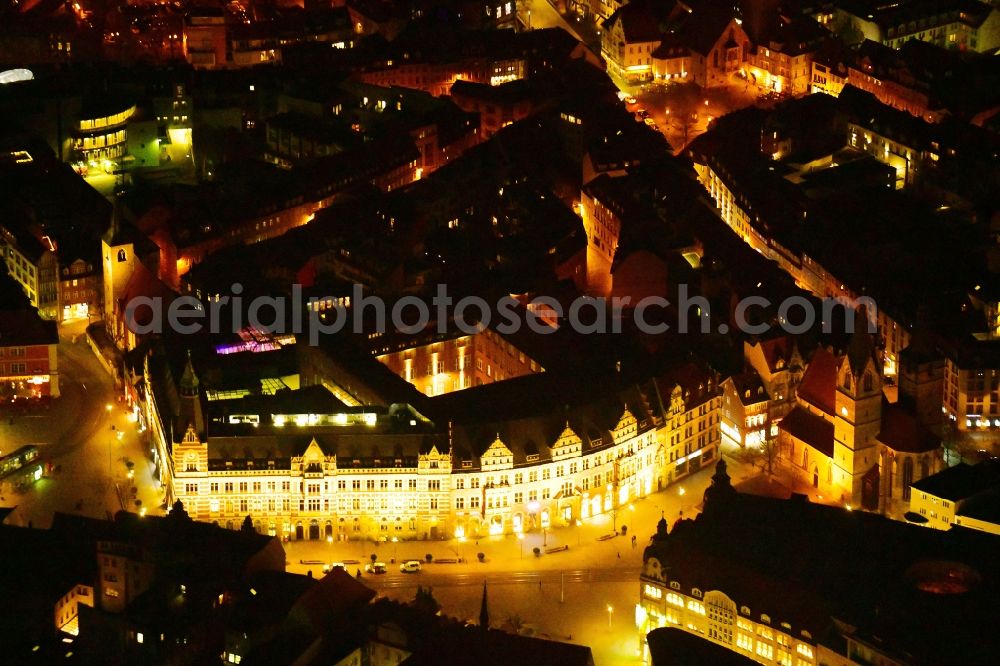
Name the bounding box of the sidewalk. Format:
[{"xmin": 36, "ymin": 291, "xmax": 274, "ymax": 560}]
[{"xmin": 281, "ymin": 459, "xmax": 767, "ymax": 576}]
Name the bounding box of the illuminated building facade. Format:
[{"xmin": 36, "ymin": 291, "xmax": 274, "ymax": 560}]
[
  {"xmin": 720, "ymin": 372, "xmax": 773, "ymax": 450},
  {"xmin": 72, "ymin": 101, "xmax": 136, "ymax": 167},
  {"xmin": 0, "ymin": 222, "xmax": 59, "ymax": 319},
  {"xmin": 375, "ymin": 327, "xmax": 543, "ymax": 396},
  {"xmin": 58, "ymin": 257, "xmax": 100, "ymax": 322},
  {"xmin": 0, "ymin": 272, "xmax": 60, "ymax": 399},
  {"xmin": 601, "ymin": 2, "xmax": 664, "ymax": 84},
  {"xmin": 638, "ymin": 465, "xmax": 1000, "ymax": 666},
  {"xmin": 167, "ymin": 356, "xmax": 722, "ymax": 541},
  {"xmin": 908, "ymin": 460, "xmax": 1000, "ymax": 534},
  {"xmin": 779, "ymin": 334, "xmax": 943, "ymax": 514}
]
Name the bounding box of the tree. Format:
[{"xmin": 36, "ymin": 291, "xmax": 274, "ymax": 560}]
[
  {"xmin": 425, "ymin": 553, "xmax": 434, "ymax": 563},
  {"xmin": 831, "ymin": 15, "xmax": 865, "ymax": 46},
  {"xmin": 413, "ymin": 586, "xmax": 441, "ymax": 614},
  {"xmin": 532, "ymin": 547, "xmax": 541, "ymax": 557},
  {"xmin": 370, "ymin": 553, "xmax": 378, "ymax": 564},
  {"xmin": 477, "ymin": 552, "xmax": 486, "ymax": 562},
  {"xmin": 734, "ymin": 437, "xmax": 780, "ymax": 476},
  {"xmin": 505, "ymin": 613, "xmax": 525, "ymax": 634},
  {"xmin": 942, "ymin": 424, "xmax": 981, "ymax": 465},
  {"xmin": 663, "ymin": 82, "xmax": 704, "ymax": 147}
]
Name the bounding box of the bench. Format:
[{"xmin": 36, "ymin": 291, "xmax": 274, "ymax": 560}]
[{"xmin": 545, "ymin": 545, "xmax": 569, "ymax": 554}]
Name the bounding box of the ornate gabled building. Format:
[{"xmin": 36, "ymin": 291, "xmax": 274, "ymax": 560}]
[{"xmin": 166, "ymin": 351, "xmax": 722, "ymax": 541}]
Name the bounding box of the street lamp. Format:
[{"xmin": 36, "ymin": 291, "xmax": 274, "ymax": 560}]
[
  {"xmin": 527, "ymin": 10, "xmax": 531, "ymax": 30},
  {"xmin": 607, "ymin": 604, "xmax": 613, "ymax": 629},
  {"xmin": 517, "ymin": 532, "xmax": 524, "ymax": 558}
]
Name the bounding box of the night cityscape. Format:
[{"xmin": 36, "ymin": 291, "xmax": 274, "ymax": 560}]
[{"xmin": 1, "ymin": 0, "xmax": 999, "ymax": 664}]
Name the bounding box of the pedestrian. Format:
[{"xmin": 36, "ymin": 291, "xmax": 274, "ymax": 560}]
[
  {"xmin": 617, "ymin": 551, "xmax": 620, "ymax": 559},
  {"xmin": 538, "ymin": 580, "xmax": 542, "ymax": 590}
]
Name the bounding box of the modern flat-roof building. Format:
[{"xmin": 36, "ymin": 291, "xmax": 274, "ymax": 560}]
[{"xmin": 908, "ymin": 459, "xmax": 1000, "ymax": 534}]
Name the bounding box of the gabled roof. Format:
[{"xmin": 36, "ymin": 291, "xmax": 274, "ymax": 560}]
[
  {"xmin": 677, "ymin": 3, "xmax": 740, "ymax": 56},
  {"xmin": 797, "ymin": 346, "xmax": 838, "ymax": 415},
  {"xmin": 604, "ymin": 0, "xmax": 680, "ymax": 43}
]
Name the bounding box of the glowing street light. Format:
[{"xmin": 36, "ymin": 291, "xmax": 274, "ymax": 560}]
[{"xmin": 607, "ymin": 604, "xmax": 614, "ymax": 629}]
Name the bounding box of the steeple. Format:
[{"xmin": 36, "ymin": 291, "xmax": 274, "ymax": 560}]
[
  {"xmin": 846, "ymin": 306, "xmax": 877, "ymax": 379},
  {"xmin": 479, "ymin": 582, "xmax": 490, "ymax": 629},
  {"xmin": 178, "ymin": 350, "xmax": 204, "ymax": 441},
  {"xmin": 180, "ymin": 350, "xmax": 199, "ymax": 397},
  {"xmin": 654, "ymin": 511, "xmax": 668, "ymax": 539}
]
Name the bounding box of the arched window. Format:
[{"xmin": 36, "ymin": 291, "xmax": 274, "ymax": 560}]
[
  {"xmin": 902, "ymin": 458, "xmax": 914, "ymax": 500},
  {"xmin": 843, "ymin": 372, "xmax": 851, "ymax": 390},
  {"xmin": 117, "ymin": 249, "xmax": 127, "ymax": 262},
  {"xmin": 920, "ymin": 457, "xmax": 929, "ymax": 479},
  {"xmin": 863, "ymin": 372, "xmax": 873, "ymax": 392},
  {"xmin": 802, "ymin": 447, "xmax": 808, "ymax": 469}
]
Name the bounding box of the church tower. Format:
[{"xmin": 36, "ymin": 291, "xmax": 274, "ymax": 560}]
[
  {"xmin": 833, "ymin": 324, "xmax": 882, "ymax": 506},
  {"xmin": 178, "ymin": 350, "xmax": 205, "ymax": 442},
  {"xmin": 101, "ymin": 197, "xmax": 137, "ymax": 343}
]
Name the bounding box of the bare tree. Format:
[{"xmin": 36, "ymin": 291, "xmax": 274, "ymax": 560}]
[{"xmin": 734, "ymin": 438, "xmax": 780, "ymax": 476}]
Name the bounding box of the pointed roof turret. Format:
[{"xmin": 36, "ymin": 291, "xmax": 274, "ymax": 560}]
[
  {"xmin": 180, "ymin": 350, "xmax": 199, "ymax": 397},
  {"xmin": 846, "ymin": 307, "xmax": 877, "ymax": 378},
  {"xmin": 654, "ymin": 511, "xmax": 668, "ymax": 540}
]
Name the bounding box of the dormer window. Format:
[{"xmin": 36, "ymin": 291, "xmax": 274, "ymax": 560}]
[{"xmin": 117, "ymin": 249, "xmax": 126, "ymax": 262}]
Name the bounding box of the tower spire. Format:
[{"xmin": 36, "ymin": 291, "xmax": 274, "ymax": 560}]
[
  {"xmin": 180, "ymin": 349, "xmax": 199, "ymax": 397},
  {"xmin": 479, "ymin": 581, "xmax": 490, "ymax": 629}
]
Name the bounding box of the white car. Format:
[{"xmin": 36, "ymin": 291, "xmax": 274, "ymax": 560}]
[
  {"xmin": 365, "ymin": 562, "xmax": 387, "ymax": 574},
  {"xmin": 400, "ymin": 560, "xmax": 422, "ymax": 573},
  {"xmin": 322, "ymin": 562, "xmax": 345, "ymax": 573}
]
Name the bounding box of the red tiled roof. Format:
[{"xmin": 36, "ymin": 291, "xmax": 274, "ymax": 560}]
[{"xmin": 797, "ymin": 346, "xmax": 838, "ymax": 415}]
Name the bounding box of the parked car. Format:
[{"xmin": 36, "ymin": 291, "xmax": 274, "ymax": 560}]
[
  {"xmin": 636, "ymin": 108, "xmax": 650, "ymax": 119},
  {"xmin": 400, "ymin": 560, "xmax": 422, "ymax": 573},
  {"xmin": 644, "ymin": 118, "xmax": 659, "ymax": 130},
  {"xmin": 624, "ymin": 95, "xmax": 638, "ymax": 105},
  {"xmin": 322, "ymin": 562, "xmax": 345, "ymax": 573},
  {"xmin": 364, "ymin": 562, "xmax": 387, "ymax": 574}
]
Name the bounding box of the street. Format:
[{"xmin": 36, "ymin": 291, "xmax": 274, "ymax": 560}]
[
  {"xmin": 282, "ymin": 457, "xmax": 783, "ymax": 664},
  {"xmin": 0, "ymin": 320, "xmax": 163, "ymax": 528},
  {"xmin": 624, "ymin": 81, "xmax": 760, "ymax": 153},
  {"xmin": 517, "ymin": 0, "xmax": 587, "ymax": 43}
]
